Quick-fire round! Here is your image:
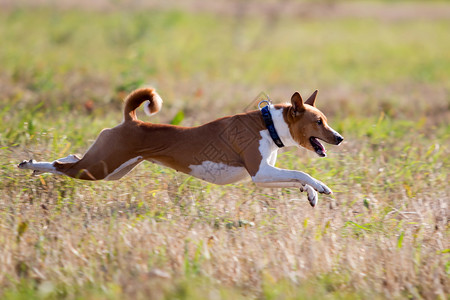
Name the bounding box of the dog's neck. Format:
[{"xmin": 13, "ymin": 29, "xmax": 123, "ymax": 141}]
[{"xmin": 267, "ymin": 105, "xmax": 297, "ymax": 148}]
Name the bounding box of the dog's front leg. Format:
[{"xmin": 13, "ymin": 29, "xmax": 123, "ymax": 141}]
[
  {"xmin": 252, "ymin": 166, "xmax": 331, "ymax": 207},
  {"xmin": 252, "ymin": 166, "xmax": 332, "ymax": 194},
  {"xmin": 254, "ymin": 180, "xmax": 319, "ymax": 207},
  {"xmin": 300, "ymin": 184, "xmax": 319, "ymax": 207}
]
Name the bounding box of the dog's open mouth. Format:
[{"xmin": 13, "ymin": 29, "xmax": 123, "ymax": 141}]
[{"xmin": 310, "ymin": 137, "xmax": 326, "ymax": 157}]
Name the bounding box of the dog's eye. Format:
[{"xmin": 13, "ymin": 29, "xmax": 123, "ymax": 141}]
[{"xmin": 317, "ymin": 119, "xmax": 323, "ymax": 125}]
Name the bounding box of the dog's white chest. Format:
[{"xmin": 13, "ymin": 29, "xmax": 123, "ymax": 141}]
[{"xmin": 188, "ymin": 161, "xmax": 248, "ymax": 185}]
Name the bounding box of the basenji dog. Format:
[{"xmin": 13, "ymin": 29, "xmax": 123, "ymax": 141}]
[{"xmin": 18, "ymin": 88, "xmax": 343, "ymax": 206}]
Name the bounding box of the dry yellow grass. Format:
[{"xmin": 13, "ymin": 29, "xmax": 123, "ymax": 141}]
[
  {"xmin": 2, "ymin": 115, "xmax": 448, "ymax": 299},
  {"xmin": 0, "ymin": 1, "xmax": 449, "ymax": 299}
]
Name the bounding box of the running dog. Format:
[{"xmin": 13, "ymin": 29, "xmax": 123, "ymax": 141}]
[{"xmin": 18, "ymin": 88, "xmax": 343, "ymax": 206}]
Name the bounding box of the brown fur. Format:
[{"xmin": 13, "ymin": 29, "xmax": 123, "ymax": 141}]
[
  {"xmin": 54, "ymin": 88, "xmax": 267, "ymax": 180},
  {"xmin": 21, "ymin": 88, "xmax": 342, "ymax": 184},
  {"xmin": 285, "ymin": 92, "xmax": 339, "ymax": 153}
]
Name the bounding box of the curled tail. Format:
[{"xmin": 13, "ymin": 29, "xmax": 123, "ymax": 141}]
[{"xmin": 123, "ymin": 88, "xmax": 163, "ymax": 122}]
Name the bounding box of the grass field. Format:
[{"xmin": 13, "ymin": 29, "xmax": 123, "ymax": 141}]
[{"xmin": 0, "ymin": 1, "xmax": 449, "ymax": 299}]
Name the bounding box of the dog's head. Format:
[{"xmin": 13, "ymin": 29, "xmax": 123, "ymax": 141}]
[{"xmin": 287, "ymin": 90, "xmax": 343, "ymax": 157}]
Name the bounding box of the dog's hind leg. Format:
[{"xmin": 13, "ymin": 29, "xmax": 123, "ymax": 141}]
[
  {"xmin": 18, "ymin": 156, "xmax": 105, "ymax": 180},
  {"xmin": 18, "ymin": 128, "xmax": 123, "ymax": 180},
  {"xmin": 18, "ymin": 154, "xmax": 81, "ymax": 176},
  {"xmin": 19, "ymin": 152, "xmax": 144, "ymax": 181}
]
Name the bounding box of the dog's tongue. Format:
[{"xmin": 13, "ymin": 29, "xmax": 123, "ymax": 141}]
[{"xmin": 311, "ymin": 137, "xmax": 326, "ymax": 157}]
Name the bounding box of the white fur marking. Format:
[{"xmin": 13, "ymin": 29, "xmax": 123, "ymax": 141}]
[
  {"xmin": 189, "ymin": 161, "xmax": 248, "ymax": 185},
  {"xmin": 32, "ymin": 162, "xmax": 59, "ymax": 173},
  {"xmin": 56, "ymin": 154, "xmax": 80, "ymax": 163},
  {"xmin": 144, "ymin": 92, "xmax": 163, "ymax": 116},
  {"xmin": 251, "ymin": 130, "xmax": 332, "ymax": 195},
  {"xmin": 18, "ymin": 160, "xmax": 64, "ymax": 176},
  {"xmin": 257, "ymin": 129, "xmax": 279, "ymax": 166},
  {"xmin": 104, "ymin": 156, "xmax": 143, "ymax": 181},
  {"xmin": 269, "ymin": 106, "xmax": 297, "ymax": 147}
]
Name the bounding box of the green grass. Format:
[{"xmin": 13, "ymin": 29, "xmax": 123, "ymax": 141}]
[{"xmin": 0, "ymin": 2, "xmax": 449, "ymax": 300}]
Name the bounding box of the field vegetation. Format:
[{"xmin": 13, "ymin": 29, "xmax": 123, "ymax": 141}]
[{"xmin": 0, "ymin": 1, "xmax": 448, "ymax": 299}]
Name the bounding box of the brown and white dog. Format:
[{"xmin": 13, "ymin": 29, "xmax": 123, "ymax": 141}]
[{"xmin": 18, "ymin": 88, "xmax": 343, "ymax": 206}]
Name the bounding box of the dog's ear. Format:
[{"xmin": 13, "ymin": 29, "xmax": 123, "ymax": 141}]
[
  {"xmin": 291, "ymin": 92, "xmax": 305, "ymax": 113},
  {"xmin": 304, "ymin": 90, "xmax": 318, "ymax": 107}
]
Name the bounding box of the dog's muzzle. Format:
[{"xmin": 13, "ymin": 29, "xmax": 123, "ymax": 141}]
[{"xmin": 335, "ymin": 133, "xmax": 344, "ymax": 145}]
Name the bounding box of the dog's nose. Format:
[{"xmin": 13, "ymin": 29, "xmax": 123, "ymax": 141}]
[{"xmin": 335, "ymin": 134, "xmax": 344, "ymax": 145}]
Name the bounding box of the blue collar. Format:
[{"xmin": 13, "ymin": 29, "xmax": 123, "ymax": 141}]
[{"xmin": 260, "ymin": 105, "xmax": 285, "ymax": 148}]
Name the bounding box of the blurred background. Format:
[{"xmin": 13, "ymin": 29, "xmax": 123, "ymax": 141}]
[
  {"xmin": 1, "ymin": 0, "xmax": 449, "ymax": 126},
  {"xmin": 0, "ymin": 1, "xmax": 449, "ymax": 299}
]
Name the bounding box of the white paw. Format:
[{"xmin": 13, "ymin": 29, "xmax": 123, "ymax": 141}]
[
  {"xmin": 301, "ymin": 184, "xmax": 318, "ymax": 207},
  {"xmin": 312, "ymin": 180, "xmax": 332, "ymax": 195},
  {"xmin": 18, "ymin": 159, "xmax": 35, "ymax": 170}
]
